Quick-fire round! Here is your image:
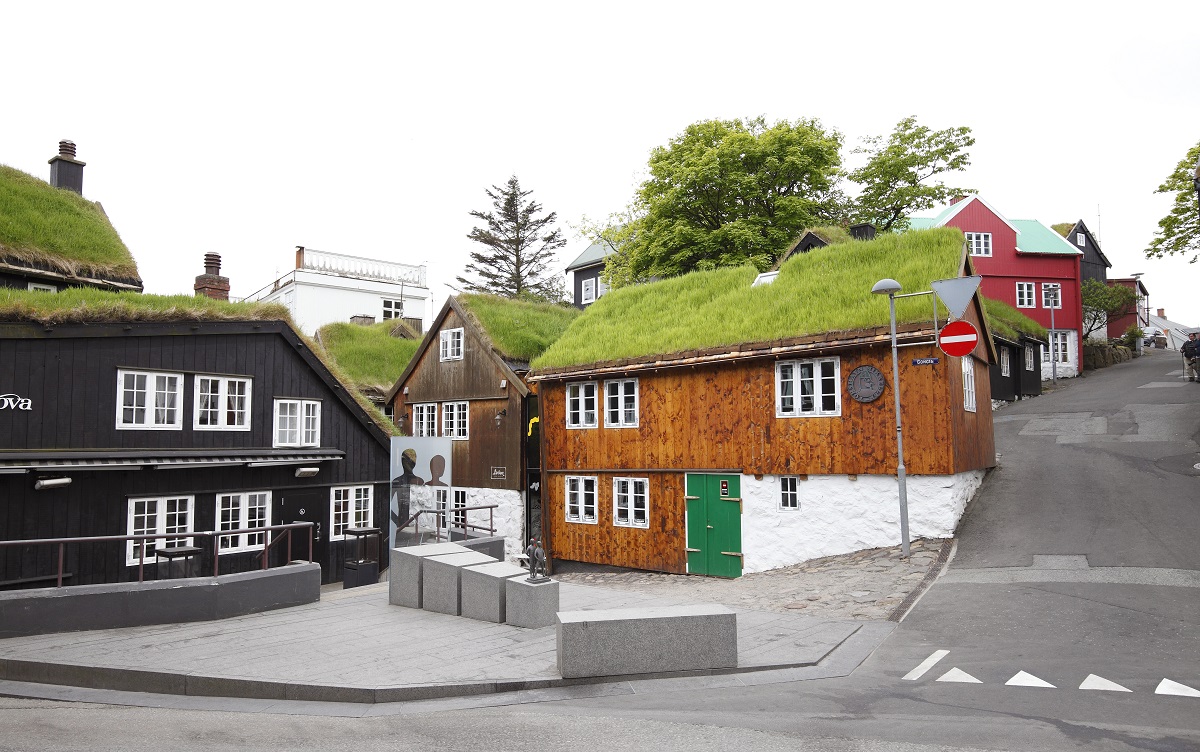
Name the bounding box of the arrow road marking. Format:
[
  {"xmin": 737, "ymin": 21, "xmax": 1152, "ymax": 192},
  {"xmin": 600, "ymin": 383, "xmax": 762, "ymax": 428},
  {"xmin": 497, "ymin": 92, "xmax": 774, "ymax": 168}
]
[
  {"xmin": 1006, "ymin": 671, "xmax": 1056, "ymax": 688},
  {"xmin": 936, "ymin": 668, "xmax": 981, "ymax": 683},
  {"xmin": 1079, "ymin": 674, "xmax": 1131, "ymax": 692},
  {"xmin": 902, "ymin": 650, "xmax": 949, "ymax": 681},
  {"xmin": 1156, "ymin": 679, "xmax": 1200, "ymax": 697}
]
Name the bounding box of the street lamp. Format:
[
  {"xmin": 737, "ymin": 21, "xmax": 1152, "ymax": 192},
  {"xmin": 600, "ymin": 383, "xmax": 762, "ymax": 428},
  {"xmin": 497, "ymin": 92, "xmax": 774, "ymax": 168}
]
[{"xmin": 871, "ymin": 277, "xmax": 910, "ymax": 558}]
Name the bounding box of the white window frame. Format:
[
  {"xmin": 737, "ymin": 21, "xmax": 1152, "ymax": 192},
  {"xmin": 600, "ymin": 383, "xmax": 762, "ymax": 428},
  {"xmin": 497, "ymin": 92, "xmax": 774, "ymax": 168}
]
[
  {"xmin": 27, "ymin": 282, "xmax": 56, "ymax": 292},
  {"xmin": 776, "ymin": 358, "xmax": 841, "ymax": 418},
  {"xmin": 965, "ymin": 232, "xmax": 992, "ymax": 257},
  {"xmin": 193, "ymin": 375, "xmax": 252, "ymax": 431},
  {"xmin": 1043, "ymin": 331, "xmax": 1070, "ymax": 363},
  {"xmin": 126, "ymin": 496, "xmax": 193, "ymax": 566},
  {"xmin": 566, "ymin": 381, "xmax": 598, "ymax": 429},
  {"xmin": 413, "ymin": 403, "xmax": 438, "ymax": 437},
  {"xmin": 439, "ymin": 328, "xmax": 464, "ymax": 361},
  {"xmin": 962, "ymin": 356, "xmax": 977, "ymax": 413},
  {"xmin": 441, "ymin": 401, "xmax": 469, "ymax": 439},
  {"xmin": 330, "ymin": 486, "xmax": 373, "ymax": 541},
  {"xmin": 1000, "ymin": 348, "xmax": 1011, "ymax": 377},
  {"xmin": 613, "ymin": 477, "xmax": 649, "ymax": 529},
  {"xmin": 581, "ymin": 277, "xmax": 597, "ymax": 304},
  {"xmin": 1042, "ymin": 283, "xmax": 1062, "ymax": 309},
  {"xmin": 1075, "ymin": 233, "xmax": 1086, "ymax": 247},
  {"xmin": 603, "ymin": 379, "xmax": 639, "ymax": 428},
  {"xmin": 565, "ymin": 476, "xmax": 598, "ymax": 524},
  {"xmin": 1025, "ymin": 345, "xmax": 1036, "ymax": 371},
  {"xmin": 274, "ymin": 399, "xmax": 321, "ymax": 447},
  {"xmin": 1015, "ymin": 282, "xmax": 1035, "ymax": 309},
  {"xmin": 780, "ymin": 476, "xmax": 800, "ymax": 510},
  {"xmin": 382, "ymin": 298, "xmax": 403, "ymax": 320},
  {"xmin": 217, "ymin": 491, "xmax": 272, "ymax": 554},
  {"xmin": 116, "ymin": 370, "xmax": 184, "ymax": 430}
]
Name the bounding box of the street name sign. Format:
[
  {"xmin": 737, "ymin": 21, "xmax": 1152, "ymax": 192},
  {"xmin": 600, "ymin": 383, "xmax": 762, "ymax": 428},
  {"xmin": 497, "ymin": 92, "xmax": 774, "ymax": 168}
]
[
  {"xmin": 938, "ymin": 320, "xmax": 979, "ymax": 357},
  {"xmin": 912, "ymin": 357, "xmax": 940, "ymax": 366}
]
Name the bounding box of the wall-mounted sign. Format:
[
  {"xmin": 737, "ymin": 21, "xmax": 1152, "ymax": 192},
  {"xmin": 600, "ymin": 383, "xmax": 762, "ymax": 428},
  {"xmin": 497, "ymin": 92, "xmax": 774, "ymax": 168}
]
[
  {"xmin": 490, "ymin": 466, "xmax": 506, "ymax": 480},
  {"xmin": 0, "ymin": 394, "xmax": 32, "ymax": 411},
  {"xmin": 912, "ymin": 357, "xmax": 940, "ymax": 366},
  {"xmin": 846, "ymin": 366, "xmax": 886, "ymax": 403},
  {"xmin": 720, "ymin": 480, "xmax": 729, "ymax": 496}
]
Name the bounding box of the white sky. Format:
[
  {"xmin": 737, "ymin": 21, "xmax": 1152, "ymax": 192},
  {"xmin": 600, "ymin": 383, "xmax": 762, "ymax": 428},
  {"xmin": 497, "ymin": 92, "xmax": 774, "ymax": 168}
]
[{"xmin": 5, "ymin": 2, "xmax": 1199, "ymax": 327}]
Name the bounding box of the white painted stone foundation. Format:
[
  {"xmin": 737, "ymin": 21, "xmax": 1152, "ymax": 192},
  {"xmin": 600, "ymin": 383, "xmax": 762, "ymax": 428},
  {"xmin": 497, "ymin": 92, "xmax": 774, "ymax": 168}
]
[
  {"xmin": 400, "ymin": 486, "xmax": 525, "ymax": 562},
  {"xmin": 1040, "ymin": 330, "xmax": 1079, "ymax": 381},
  {"xmin": 738, "ymin": 471, "xmax": 985, "ymax": 574}
]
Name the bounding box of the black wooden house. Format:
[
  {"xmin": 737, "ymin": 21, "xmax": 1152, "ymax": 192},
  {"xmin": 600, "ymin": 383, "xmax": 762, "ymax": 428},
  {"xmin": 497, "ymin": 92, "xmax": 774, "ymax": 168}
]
[{"xmin": 0, "ymin": 311, "xmax": 393, "ymax": 588}]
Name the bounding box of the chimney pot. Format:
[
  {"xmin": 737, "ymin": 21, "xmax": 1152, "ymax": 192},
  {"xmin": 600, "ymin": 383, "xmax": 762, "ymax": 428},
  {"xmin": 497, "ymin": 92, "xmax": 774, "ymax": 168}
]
[
  {"xmin": 204, "ymin": 252, "xmax": 222, "ymax": 276},
  {"xmin": 58, "ymin": 140, "xmax": 77, "ymax": 158}
]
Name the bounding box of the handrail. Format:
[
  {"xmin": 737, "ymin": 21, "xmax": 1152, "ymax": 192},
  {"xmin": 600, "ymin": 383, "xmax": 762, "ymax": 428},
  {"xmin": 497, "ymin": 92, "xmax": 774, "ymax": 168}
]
[
  {"xmin": 400, "ymin": 504, "xmax": 497, "ymax": 545},
  {"xmin": 0, "ymin": 522, "xmax": 315, "ymax": 588}
]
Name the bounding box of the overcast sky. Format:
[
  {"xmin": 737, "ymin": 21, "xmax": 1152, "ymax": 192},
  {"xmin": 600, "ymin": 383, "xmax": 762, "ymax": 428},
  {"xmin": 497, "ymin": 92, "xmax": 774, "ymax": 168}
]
[{"xmin": 5, "ymin": 2, "xmax": 1199, "ymax": 327}]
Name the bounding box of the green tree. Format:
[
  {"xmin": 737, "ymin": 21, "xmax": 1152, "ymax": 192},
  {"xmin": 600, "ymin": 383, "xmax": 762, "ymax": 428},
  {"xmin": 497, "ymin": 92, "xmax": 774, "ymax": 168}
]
[
  {"xmin": 457, "ymin": 176, "xmax": 567, "ymax": 299},
  {"xmin": 606, "ymin": 117, "xmax": 844, "ymax": 281},
  {"xmin": 848, "ymin": 116, "xmax": 975, "ymax": 232},
  {"xmin": 1145, "ymin": 140, "xmax": 1200, "ymax": 265},
  {"xmin": 1080, "ymin": 278, "xmax": 1139, "ymax": 340}
]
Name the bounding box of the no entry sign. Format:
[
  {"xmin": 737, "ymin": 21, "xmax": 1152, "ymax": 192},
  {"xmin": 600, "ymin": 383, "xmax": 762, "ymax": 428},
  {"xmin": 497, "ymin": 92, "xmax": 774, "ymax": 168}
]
[{"xmin": 938, "ymin": 320, "xmax": 979, "ymax": 357}]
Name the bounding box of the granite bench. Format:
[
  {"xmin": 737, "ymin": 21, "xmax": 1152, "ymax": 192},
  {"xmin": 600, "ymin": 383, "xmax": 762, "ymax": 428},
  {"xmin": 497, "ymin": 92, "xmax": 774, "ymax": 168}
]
[{"xmin": 388, "ymin": 542, "xmax": 471, "ymax": 609}]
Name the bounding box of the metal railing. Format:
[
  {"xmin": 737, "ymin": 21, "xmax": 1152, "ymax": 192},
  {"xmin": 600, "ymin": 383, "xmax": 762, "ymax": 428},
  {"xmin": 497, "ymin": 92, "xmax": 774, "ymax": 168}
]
[
  {"xmin": 399, "ymin": 504, "xmax": 497, "ymax": 544},
  {"xmin": 0, "ymin": 522, "xmax": 314, "ymax": 588}
]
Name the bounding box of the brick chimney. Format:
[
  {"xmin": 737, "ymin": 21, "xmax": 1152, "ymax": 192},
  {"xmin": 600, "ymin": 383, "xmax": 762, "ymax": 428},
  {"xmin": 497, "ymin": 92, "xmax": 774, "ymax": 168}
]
[
  {"xmin": 48, "ymin": 140, "xmax": 85, "ymax": 195},
  {"xmin": 949, "ymin": 195, "xmax": 967, "ymax": 205},
  {"xmin": 194, "ymin": 253, "xmax": 231, "ymax": 301},
  {"xmin": 1157, "ymin": 308, "xmax": 1165, "ymax": 318}
]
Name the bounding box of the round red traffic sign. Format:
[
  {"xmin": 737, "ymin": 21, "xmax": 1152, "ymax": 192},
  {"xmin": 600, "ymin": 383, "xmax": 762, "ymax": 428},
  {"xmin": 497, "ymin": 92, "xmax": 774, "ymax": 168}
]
[{"xmin": 938, "ymin": 320, "xmax": 979, "ymax": 357}]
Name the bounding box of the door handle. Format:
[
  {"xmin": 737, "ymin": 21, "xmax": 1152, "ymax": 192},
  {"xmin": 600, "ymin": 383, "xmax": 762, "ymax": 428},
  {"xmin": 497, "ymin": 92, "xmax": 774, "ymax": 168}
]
[{"xmin": 706, "ymin": 525, "xmax": 714, "ymax": 529}]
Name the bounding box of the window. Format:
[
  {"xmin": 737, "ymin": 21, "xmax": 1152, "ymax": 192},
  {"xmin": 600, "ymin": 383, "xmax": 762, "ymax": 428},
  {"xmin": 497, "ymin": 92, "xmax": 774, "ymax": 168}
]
[
  {"xmin": 117, "ymin": 370, "xmax": 183, "ymax": 429},
  {"xmin": 413, "ymin": 403, "xmax": 438, "ymax": 437},
  {"xmin": 1075, "ymin": 233, "xmax": 1086, "ymax": 247},
  {"xmin": 194, "ymin": 375, "xmax": 251, "ymax": 430},
  {"xmin": 1000, "ymin": 348, "xmax": 1011, "ymax": 377},
  {"xmin": 440, "ymin": 328, "xmax": 464, "ymax": 361},
  {"xmin": 441, "ymin": 401, "xmax": 469, "ymax": 439},
  {"xmin": 382, "ymin": 298, "xmax": 403, "ymax": 320},
  {"xmin": 1025, "ymin": 345, "xmax": 1035, "ymax": 371},
  {"xmin": 453, "ymin": 489, "xmax": 467, "ymax": 528},
  {"xmin": 1016, "ymin": 282, "xmax": 1035, "ymax": 309},
  {"xmin": 604, "ymin": 379, "xmax": 639, "ymax": 428},
  {"xmin": 330, "ymin": 486, "xmax": 373, "ymax": 541},
  {"xmin": 434, "ymin": 488, "xmax": 448, "ymax": 531},
  {"xmin": 581, "ymin": 277, "xmax": 596, "ymax": 304},
  {"xmin": 776, "ymin": 358, "xmax": 841, "ymax": 417},
  {"xmin": 597, "ymin": 279, "xmax": 609, "ymax": 298},
  {"xmin": 613, "ymin": 478, "xmax": 649, "ymax": 528},
  {"xmin": 780, "ymin": 477, "xmax": 800, "ymax": 510},
  {"xmin": 965, "ymin": 232, "xmax": 992, "ymax": 257},
  {"xmin": 565, "ymin": 476, "xmax": 598, "ymax": 524},
  {"xmin": 274, "ymin": 399, "xmax": 321, "ymax": 447},
  {"xmin": 126, "ymin": 496, "xmax": 193, "ymax": 565},
  {"xmin": 1043, "ymin": 331, "xmax": 1069, "ymax": 363},
  {"xmin": 962, "ymin": 357, "xmax": 977, "ymax": 413},
  {"xmin": 217, "ymin": 491, "xmax": 271, "ymax": 553},
  {"xmin": 566, "ymin": 382, "xmax": 598, "ymax": 428},
  {"xmin": 1042, "ymin": 283, "xmax": 1061, "ymax": 309},
  {"xmin": 27, "ymin": 282, "xmax": 56, "ymax": 292}
]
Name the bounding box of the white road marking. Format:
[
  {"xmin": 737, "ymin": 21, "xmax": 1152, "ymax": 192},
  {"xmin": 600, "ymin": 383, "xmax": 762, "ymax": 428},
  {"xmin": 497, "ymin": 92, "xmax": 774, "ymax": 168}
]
[
  {"xmin": 1079, "ymin": 674, "xmax": 1131, "ymax": 692},
  {"xmin": 902, "ymin": 650, "xmax": 950, "ymax": 681},
  {"xmin": 1137, "ymin": 382, "xmax": 1187, "ymax": 389},
  {"xmin": 1155, "ymin": 679, "xmax": 1200, "ymax": 697},
  {"xmin": 1006, "ymin": 671, "xmax": 1056, "ymax": 688},
  {"xmin": 936, "ymin": 667, "xmax": 981, "ymax": 683}
]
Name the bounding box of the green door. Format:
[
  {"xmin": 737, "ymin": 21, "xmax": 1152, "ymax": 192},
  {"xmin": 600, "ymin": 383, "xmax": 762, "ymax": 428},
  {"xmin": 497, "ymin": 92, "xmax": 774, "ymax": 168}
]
[{"xmin": 685, "ymin": 474, "xmax": 742, "ymax": 578}]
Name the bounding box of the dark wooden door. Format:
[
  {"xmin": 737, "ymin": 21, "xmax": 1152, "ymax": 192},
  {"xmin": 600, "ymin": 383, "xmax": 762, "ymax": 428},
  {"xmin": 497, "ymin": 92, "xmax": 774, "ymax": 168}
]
[
  {"xmin": 277, "ymin": 489, "xmax": 330, "ymax": 582},
  {"xmin": 685, "ymin": 474, "xmax": 742, "ymax": 578}
]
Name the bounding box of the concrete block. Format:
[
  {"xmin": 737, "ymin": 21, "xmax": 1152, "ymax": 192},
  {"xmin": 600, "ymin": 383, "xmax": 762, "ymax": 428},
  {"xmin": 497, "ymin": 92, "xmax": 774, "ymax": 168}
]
[
  {"xmin": 388, "ymin": 542, "xmax": 471, "ymax": 608},
  {"xmin": 214, "ymin": 562, "xmax": 321, "ymax": 619},
  {"xmin": 504, "ymin": 577, "xmax": 559, "ymax": 629},
  {"xmin": 459, "ymin": 535, "xmax": 506, "ymax": 562},
  {"xmin": 421, "ymin": 551, "xmax": 497, "ymax": 615},
  {"xmin": 460, "ymin": 561, "xmax": 528, "ymax": 623},
  {"xmin": 556, "ymin": 603, "xmax": 737, "ymax": 679}
]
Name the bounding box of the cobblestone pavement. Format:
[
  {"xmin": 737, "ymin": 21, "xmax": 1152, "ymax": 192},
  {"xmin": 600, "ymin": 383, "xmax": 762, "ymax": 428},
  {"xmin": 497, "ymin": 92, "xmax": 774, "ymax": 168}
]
[{"xmin": 553, "ymin": 538, "xmax": 951, "ymax": 621}]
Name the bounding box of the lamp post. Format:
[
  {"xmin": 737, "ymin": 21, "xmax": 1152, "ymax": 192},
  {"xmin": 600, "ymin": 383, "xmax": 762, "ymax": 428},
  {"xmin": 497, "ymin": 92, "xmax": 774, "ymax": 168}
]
[
  {"xmin": 1130, "ymin": 272, "xmax": 1146, "ymax": 347},
  {"xmin": 871, "ymin": 278, "xmax": 910, "ymax": 558}
]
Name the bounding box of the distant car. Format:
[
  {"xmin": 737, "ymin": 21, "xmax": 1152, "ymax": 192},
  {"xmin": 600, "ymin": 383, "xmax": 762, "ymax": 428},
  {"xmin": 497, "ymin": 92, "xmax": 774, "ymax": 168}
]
[{"xmin": 1143, "ymin": 327, "xmax": 1162, "ymax": 346}]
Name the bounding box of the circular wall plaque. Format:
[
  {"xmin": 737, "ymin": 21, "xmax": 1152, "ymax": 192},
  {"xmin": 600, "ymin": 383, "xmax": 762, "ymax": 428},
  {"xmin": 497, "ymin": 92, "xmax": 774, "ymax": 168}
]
[{"xmin": 847, "ymin": 365, "xmax": 886, "ymax": 403}]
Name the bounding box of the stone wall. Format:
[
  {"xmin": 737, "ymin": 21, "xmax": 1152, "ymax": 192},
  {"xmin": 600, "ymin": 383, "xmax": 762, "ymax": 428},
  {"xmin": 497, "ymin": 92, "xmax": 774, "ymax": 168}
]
[{"xmin": 1082, "ymin": 343, "xmax": 1132, "ymax": 371}]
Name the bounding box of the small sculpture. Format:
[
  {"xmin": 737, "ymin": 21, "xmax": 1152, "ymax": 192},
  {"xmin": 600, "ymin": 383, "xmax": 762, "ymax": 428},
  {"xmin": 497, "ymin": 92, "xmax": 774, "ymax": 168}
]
[{"xmin": 526, "ymin": 536, "xmax": 549, "ymax": 582}]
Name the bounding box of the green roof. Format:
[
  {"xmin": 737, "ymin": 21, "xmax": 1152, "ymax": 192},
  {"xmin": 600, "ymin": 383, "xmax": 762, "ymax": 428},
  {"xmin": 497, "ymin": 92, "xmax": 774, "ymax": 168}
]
[
  {"xmin": 0, "ymin": 165, "xmax": 140, "ymax": 284},
  {"xmin": 906, "ymin": 217, "xmax": 937, "ymax": 230},
  {"xmin": 564, "ymin": 242, "xmax": 614, "ymax": 272},
  {"xmin": 316, "ymin": 320, "xmax": 421, "ymax": 391},
  {"xmin": 533, "ymin": 227, "xmax": 968, "ymax": 370},
  {"xmin": 1011, "ymin": 219, "xmax": 1082, "ymax": 256},
  {"xmin": 981, "ymin": 296, "xmax": 1047, "ymax": 341},
  {"xmin": 457, "ymin": 293, "xmax": 581, "ymax": 364}
]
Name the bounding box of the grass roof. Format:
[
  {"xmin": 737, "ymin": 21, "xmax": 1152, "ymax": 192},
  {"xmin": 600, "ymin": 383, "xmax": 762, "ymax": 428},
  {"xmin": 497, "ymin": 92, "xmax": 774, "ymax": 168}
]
[
  {"xmin": 458, "ymin": 293, "xmax": 580, "ymax": 364},
  {"xmin": 981, "ymin": 296, "xmax": 1047, "ymax": 341},
  {"xmin": 0, "ymin": 165, "xmax": 140, "ymax": 282},
  {"xmin": 806, "ymin": 225, "xmax": 854, "ymax": 246},
  {"xmin": 533, "ymin": 227, "xmax": 966, "ymax": 370},
  {"xmin": 316, "ymin": 320, "xmax": 421, "ymax": 391},
  {"xmin": 1050, "ymin": 222, "xmax": 1074, "ymax": 239}
]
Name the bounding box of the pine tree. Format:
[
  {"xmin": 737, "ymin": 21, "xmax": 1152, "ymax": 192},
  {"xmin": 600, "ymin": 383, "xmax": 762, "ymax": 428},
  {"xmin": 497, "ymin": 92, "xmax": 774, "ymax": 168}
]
[{"xmin": 457, "ymin": 176, "xmax": 566, "ymax": 299}]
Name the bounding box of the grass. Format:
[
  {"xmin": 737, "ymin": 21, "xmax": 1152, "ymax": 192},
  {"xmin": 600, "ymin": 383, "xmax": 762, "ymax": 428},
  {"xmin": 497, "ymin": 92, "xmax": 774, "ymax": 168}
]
[
  {"xmin": 807, "ymin": 225, "xmax": 854, "ymax": 245},
  {"xmin": 1050, "ymin": 222, "xmax": 1074, "ymax": 238},
  {"xmin": 982, "ymin": 296, "xmax": 1047, "ymax": 341},
  {"xmin": 458, "ymin": 293, "xmax": 580, "ymax": 363},
  {"xmin": 0, "ymin": 165, "xmax": 139, "ymax": 280},
  {"xmin": 316, "ymin": 320, "xmax": 421, "ymax": 389},
  {"xmin": 533, "ymin": 227, "xmax": 966, "ymax": 370}
]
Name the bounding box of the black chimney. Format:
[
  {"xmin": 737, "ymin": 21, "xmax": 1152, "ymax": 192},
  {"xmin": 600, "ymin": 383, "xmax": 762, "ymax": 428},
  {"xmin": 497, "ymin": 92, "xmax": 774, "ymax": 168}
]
[
  {"xmin": 48, "ymin": 140, "xmax": 85, "ymax": 195},
  {"xmin": 849, "ymin": 223, "xmax": 877, "ymax": 241}
]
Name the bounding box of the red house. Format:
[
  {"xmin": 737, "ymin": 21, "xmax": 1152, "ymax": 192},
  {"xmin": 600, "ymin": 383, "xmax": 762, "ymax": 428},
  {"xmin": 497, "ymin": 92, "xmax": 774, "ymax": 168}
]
[
  {"xmin": 1105, "ymin": 277, "xmax": 1149, "ymax": 340},
  {"xmin": 912, "ymin": 197, "xmax": 1084, "ymax": 377}
]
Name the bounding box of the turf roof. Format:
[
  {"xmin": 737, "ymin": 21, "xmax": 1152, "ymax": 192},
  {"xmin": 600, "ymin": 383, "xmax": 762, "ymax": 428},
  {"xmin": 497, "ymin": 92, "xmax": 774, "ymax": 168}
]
[
  {"xmin": 0, "ymin": 164, "xmax": 140, "ymax": 283},
  {"xmin": 533, "ymin": 227, "xmax": 967, "ymax": 370},
  {"xmin": 981, "ymin": 296, "xmax": 1047, "ymax": 342},
  {"xmin": 316, "ymin": 320, "xmax": 421, "ymax": 391},
  {"xmin": 457, "ymin": 293, "xmax": 580, "ymax": 364}
]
